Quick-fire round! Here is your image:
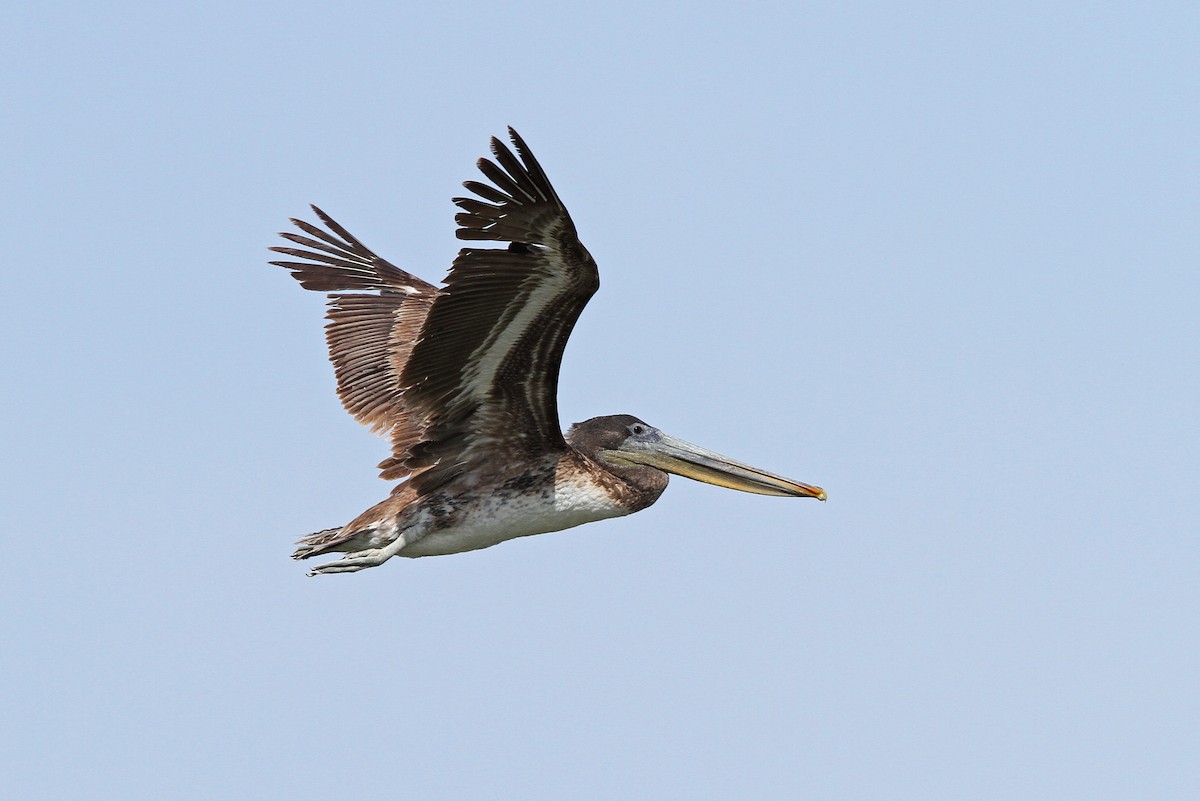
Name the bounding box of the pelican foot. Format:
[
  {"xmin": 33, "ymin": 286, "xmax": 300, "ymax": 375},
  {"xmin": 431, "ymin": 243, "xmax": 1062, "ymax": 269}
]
[{"xmin": 306, "ymin": 547, "xmax": 392, "ymax": 576}]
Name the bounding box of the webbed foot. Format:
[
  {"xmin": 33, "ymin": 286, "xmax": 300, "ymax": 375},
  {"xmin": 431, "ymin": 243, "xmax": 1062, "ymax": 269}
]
[{"xmin": 305, "ymin": 537, "xmax": 408, "ymax": 576}]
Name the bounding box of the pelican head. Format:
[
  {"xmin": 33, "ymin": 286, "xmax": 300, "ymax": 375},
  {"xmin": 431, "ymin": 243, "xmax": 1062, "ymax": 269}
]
[{"xmin": 567, "ymin": 415, "xmax": 826, "ymax": 500}]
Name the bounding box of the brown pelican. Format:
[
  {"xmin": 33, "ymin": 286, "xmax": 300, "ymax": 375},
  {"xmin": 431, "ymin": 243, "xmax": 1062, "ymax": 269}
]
[{"xmin": 270, "ymin": 128, "xmax": 825, "ymax": 576}]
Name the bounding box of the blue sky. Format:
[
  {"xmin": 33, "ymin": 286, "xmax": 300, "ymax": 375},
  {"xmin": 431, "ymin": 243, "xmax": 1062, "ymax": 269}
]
[{"xmin": 3, "ymin": 1, "xmax": 1197, "ymax": 798}]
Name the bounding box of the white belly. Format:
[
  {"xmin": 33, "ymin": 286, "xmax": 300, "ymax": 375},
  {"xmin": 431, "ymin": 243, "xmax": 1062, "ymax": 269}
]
[{"xmin": 400, "ymin": 476, "xmax": 631, "ymax": 557}]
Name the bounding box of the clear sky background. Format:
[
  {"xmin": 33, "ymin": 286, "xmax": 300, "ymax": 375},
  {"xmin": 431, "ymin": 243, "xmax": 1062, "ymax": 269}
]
[{"xmin": 3, "ymin": 2, "xmax": 1197, "ymax": 798}]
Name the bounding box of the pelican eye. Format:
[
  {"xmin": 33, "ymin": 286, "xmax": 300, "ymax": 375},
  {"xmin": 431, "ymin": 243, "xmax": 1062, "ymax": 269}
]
[{"xmin": 629, "ymin": 424, "xmax": 647, "ymax": 436}]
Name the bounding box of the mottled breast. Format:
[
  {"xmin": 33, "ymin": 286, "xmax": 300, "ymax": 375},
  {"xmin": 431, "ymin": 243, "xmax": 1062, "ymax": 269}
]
[{"xmin": 400, "ymin": 459, "xmax": 632, "ymax": 557}]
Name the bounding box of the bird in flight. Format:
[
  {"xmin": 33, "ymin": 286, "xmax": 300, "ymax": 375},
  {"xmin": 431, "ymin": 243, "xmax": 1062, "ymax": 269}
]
[{"xmin": 270, "ymin": 128, "xmax": 825, "ymax": 575}]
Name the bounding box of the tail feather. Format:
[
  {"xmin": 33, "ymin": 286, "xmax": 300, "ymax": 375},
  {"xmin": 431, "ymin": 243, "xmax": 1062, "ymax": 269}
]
[{"xmin": 291, "ymin": 526, "xmax": 348, "ymax": 560}]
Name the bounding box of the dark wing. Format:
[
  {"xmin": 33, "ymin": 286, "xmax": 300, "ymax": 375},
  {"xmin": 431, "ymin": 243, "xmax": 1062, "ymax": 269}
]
[
  {"xmin": 269, "ymin": 206, "xmax": 439, "ymax": 472},
  {"xmin": 399, "ymin": 127, "xmax": 600, "ymax": 490},
  {"xmin": 270, "ymin": 128, "xmax": 598, "ymax": 488}
]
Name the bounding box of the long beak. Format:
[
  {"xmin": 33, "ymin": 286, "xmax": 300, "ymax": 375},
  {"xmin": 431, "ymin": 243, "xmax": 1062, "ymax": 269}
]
[{"xmin": 603, "ymin": 431, "xmax": 826, "ymax": 500}]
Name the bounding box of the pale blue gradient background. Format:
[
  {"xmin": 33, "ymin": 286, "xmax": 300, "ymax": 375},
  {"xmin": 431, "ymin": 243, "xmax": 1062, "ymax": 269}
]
[{"xmin": 3, "ymin": 2, "xmax": 1197, "ymax": 798}]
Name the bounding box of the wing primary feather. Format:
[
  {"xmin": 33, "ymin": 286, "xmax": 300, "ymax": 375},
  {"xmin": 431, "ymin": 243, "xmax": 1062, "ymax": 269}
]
[
  {"xmin": 505, "ymin": 127, "xmax": 562, "ymax": 206},
  {"xmin": 452, "ymin": 197, "xmax": 499, "ymax": 215},
  {"xmin": 278, "ymin": 231, "xmax": 360, "ymax": 258},
  {"xmin": 310, "ymin": 205, "xmax": 376, "ymax": 255},
  {"xmin": 459, "ymin": 180, "xmax": 511, "ymax": 204},
  {"xmin": 489, "ymin": 138, "xmax": 541, "ymax": 202},
  {"xmin": 475, "ymin": 157, "xmax": 530, "ymax": 203},
  {"xmin": 288, "ymin": 217, "xmax": 357, "ymax": 252},
  {"xmin": 269, "ymin": 246, "xmax": 368, "ymax": 270}
]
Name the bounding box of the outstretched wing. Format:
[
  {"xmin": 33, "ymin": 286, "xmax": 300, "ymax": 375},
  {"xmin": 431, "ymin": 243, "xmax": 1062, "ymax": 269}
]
[
  {"xmin": 401, "ymin": 127, "xmax": 599, "ymax": 488},
  {"xmin": 270, "ymin": 128, "xmax": 599, "ymax": 488},
  {"xmin": 269, "ymin": 206, "xmax": 439, "ymax": 472}
]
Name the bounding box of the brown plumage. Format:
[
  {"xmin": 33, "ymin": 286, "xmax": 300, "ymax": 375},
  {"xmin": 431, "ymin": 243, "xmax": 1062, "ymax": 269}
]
[{"xmin": 270, "ymin": 128, "xmax": 825, "ymax": 575}]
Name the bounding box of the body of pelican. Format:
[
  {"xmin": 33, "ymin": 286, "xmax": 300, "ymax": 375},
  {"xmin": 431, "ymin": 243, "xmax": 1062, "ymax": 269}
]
[
  {"xmin": 271, "ymin": 131, "xmax": 824, "ymax": 576},
  {"xmin": 294, "ymin": 450, "xmax": 635, "ymax": 572}
]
